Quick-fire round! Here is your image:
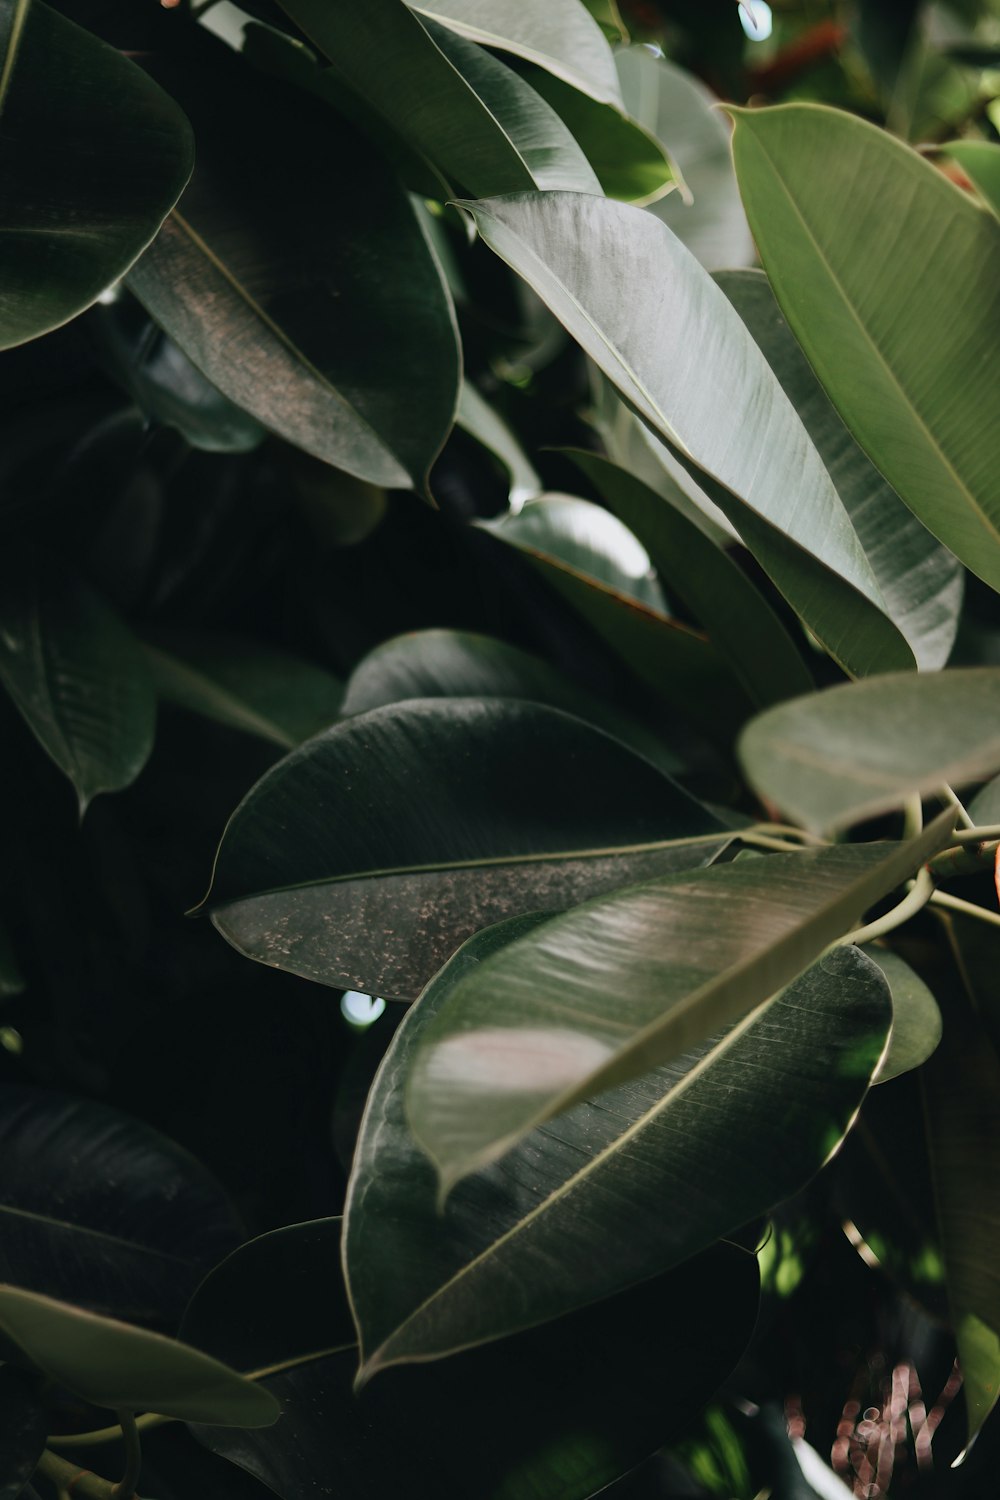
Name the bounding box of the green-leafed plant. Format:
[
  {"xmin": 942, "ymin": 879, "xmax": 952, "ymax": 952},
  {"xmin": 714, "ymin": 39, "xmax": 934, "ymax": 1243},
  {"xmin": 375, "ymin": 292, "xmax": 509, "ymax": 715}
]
[{"xmin": 4, "ymin": 0, "xmax": 1000, "ymax": 1496}]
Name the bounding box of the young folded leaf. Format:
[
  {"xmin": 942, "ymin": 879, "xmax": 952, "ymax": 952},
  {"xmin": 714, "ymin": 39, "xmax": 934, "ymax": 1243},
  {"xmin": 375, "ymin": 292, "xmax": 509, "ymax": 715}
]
[
  {"xmin": 346, "ymin": 919, "xmax": 888, "ymax": 1376},
  {"xmin": 404, "ymin": 813, "xmax": 951, "ymax": 1195},
  {"xmin": 739, "ymin": 669, "xmax": 1000, "ymax": 833},
  {"xmin": 0, "ymin": 1285, "xmax": 279, "ymax": 1426}
]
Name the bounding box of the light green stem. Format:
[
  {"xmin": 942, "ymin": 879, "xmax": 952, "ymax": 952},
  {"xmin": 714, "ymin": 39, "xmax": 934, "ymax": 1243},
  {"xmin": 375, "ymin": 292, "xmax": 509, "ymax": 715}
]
[
  {"xmin": 928, "ymin": 889, "xmax": 1000, "ymax": 930},
  {"xmin": 841, "ymin": 868, "xmax": 935, "ymax": 947}
]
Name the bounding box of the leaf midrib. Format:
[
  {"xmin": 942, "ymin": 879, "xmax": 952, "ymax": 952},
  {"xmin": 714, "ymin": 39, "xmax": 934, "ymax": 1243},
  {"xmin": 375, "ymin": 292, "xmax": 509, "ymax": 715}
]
[{"xmin": 0, "ymin": 1202, "xmax": 191, "ymax": 1267}]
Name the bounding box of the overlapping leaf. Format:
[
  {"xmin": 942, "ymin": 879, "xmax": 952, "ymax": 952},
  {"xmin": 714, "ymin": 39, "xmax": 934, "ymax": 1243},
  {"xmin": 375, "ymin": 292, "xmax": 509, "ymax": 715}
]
[
  {"xmin": 346, "ymin": 919, "xmax": 888, "ymax": 1375},
  {"xmin": 717, "ymin": 270, "xmax": 964, "ymax": 672},
  {"xmin": 866, "ymin": 948, "xmax": 942, "ymax": 1084},
  {"xmin": 739, "ymin": 669, "xmax": 1000, "ymax": 833},
  {"xmin": 939, "ymin": 141, "xmax": 1000, "ymax": 220},
  {"xmin": 729, "ymin": 104, "xmax": 1000, "ymax": 595},
  {"xmin": 456, "ymin": 383, "xmax": 541, "ymax": 508},
  {"xmin": 0, "ymin": 551, "xmax": 155, "ymax": 813},
  {"xmin": 404, "ymin": 816, "xmax": 949, "ymax": 1192},
  {"xmin": 128, "ymin": 36, "xmax": 459, "ymax": 491},
  {"xmin": 461, "ymin": 190, "xmax": 913, "ymax": 678},
  {"xmin": 0, "ymin": 0, "xmax": 193, "ymax": 349},
  {"xmin": 182, "ymin": 1218, "xmax": 757, "ymax": 1500}
]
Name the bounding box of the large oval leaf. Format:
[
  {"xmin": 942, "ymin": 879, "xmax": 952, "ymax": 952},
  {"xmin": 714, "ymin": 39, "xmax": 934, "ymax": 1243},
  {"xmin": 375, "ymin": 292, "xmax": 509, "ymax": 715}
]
[
  {"xmin": 716, "ymin": 270, "xmax": 964, "ymax": 673},
  {"xmin": 201, "ymin": 698, "xmax": 728, "ymax": 1000},
  {"xmin": 0, "ymin": 1285, "xmax": 279, "ymax": 1426},
  {"xmin": 341, "ymin": 628, "xmax": 684, "ymax": 774},
  {"xmin": 616, "ymin": 46, "xmax": 754, "ymax": 270},
  {"xmin": 567, "ymin": 449, "xmax": 813, "ymax": 708},
  {"xmin": 0, "ymin": 552, "xmax": 155, "ymax": 814},
  {"xmin": 866, "ymin": 947, "xmax": 942, "ymax": 1085},
  {"xmin": 183, "ymin": 1218, "xmax": 757, "ymax": 1500},
  {"xmin": 460, "ymin": 191, "xmax": 912, "ymax": 678},
  {"xmin": 128, "ymin": 38, "xmax": 459, "ymax": 491},
  {"xmin": 346, "ymin": 919, "xmax": 889, "ymax": 1376},
  {"xmin": 739, "ymin": 669, "xmax": 1000, "ymax": 833},
  {"xmin": 275, "ymin": 0, "xmax": 598, "ymax": 198},
  {"xmin": 0, "ymin": 1085, "xmax": 243, "ymax": 1330},
  {"xmin": 729, "ymin": 104, "xmax": 1000, "ymax": 596},
  {"xmin": 408, "ymin": 0, "xmax": 624, "ymax": 107},
  {"xmin": 0, "ymin": 0, "xmax": 193, "ymax": 348},
  {"xmin": 405, "ymin": 816, "xmax": 950, "ymax": 1192}
]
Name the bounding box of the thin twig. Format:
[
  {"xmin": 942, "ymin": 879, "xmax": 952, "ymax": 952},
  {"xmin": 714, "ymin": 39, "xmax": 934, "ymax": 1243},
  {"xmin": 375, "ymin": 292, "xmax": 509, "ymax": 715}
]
[
  {"xmin": 47, "ymin": 1414, "xmax": 172, "ymax": 1451},
  {"xmin": 928, "ymin": 889, "xmax": 1000, "ymax": 930},
  {"xmin": 111, "ymin": 1412, "xmax": 141, "ymax": 1500},
  {"xmin": 938, "ymin": 784, "xmax": 976, "ymax": 830},
  {"xmin": 841, "ymin": 868, "xmax": 935, "ymax": 947}
]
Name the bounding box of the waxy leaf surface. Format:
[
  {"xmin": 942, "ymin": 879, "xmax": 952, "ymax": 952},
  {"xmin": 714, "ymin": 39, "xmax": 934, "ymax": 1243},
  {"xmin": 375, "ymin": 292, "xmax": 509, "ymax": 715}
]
[
  {"xmin": 0, "ymin": 0, "xmax": 193, "ymax": 348},
  {"xmin": 405, "ymin": 818, "xmax": 948, "ymax": 1191},
  {"xmin": 730, "ymin": 104, "xmax": 1000, "ymax": 595},
  {"xmin": 461, "ymin": 191, "xmax": 911, "ymax": 678},
  {"xmin": 202, "ymin": 698, "xmax": 727, "ymax": 1000},
  {"xmin": 347, "ymin": 921, "xmax": 888, "ymax": 1374},
  {"xmin": 739, "ymin": 669, "xmax": 1000, "ymax": 833}
]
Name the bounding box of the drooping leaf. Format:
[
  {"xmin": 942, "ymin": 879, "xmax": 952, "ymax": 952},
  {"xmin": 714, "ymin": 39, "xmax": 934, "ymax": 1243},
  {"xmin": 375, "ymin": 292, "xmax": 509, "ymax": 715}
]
[
  {"xmin": 404, "ymin": 817, "xmax": 949, "ymax": 1193},
  {"xmin": 144, "ymin": 633, "xmax": 343, "ymax": 751},
  {"xmin": 183, "ymin": 1217, "xmax": 757, "ymax": 1500},
  {"xmin": 346, "ymin": 920, "xmax": 888, "ymax": 1375},
  {"xmin": 728, "ymin": 104, "xmax": 1000, "ymax": 597},
  {"xmin": 200, "ymin": 698, "xmax": 728, "ymax": 1000},
  {"xmin": 93, "ymin": 302, "xmax": 266, "ymax": 454},
  {"xmin": 275, "ymin": 0, "xmax": 599, "ymax": 197},
  {"xmin": 455, "ymin": 383, "xmax": 541, "ymax": 508},
  {"xmin": 519, "ymin": 68, "xmax": 676, "ymax": 204},
  {"xmin": 716, "ymin": 269, "xmax": 964, "ymax": 673},
  {"xmin": 0, "ymin": 1085, "xmax": 243, "ymax": 1330},
  {"xmin": 739, "ymin": 668, "xmax": 1000, "ymax": 833},
  {"xmin": 0, "ymin": 551, "xmax": 155, "ymax": 814},
  {"xmin": 481, "ymin": 496, "xmax": 750, "ymax": 741},
  {"xmin": 567, "ymin": 449, "xmax": 813, "ymax": 708},
  {"xmin": 0, "ymin": 1285, "xmax": 279, "ymax": 1426},
  {"xmin": 866, "ymin": 947, "xmax": 943, "ymax": 1084},
  {"xmin": 0, "ymin": 1366, "xmax": 44, "ymax": 1500},
  {"xmin": 581, "ymin": 0, "xmax": 628, "ymax": 44},
  {"xmin": 924, "ymin": 918, "xmax": 1000, "ymax": 1439},
  {"xmin": 127, "ymin": 36, "xmax": 459, "ymax": 492},
  {"xmin": 341, "ymin": 628, "xmax": 684, "ymax": 774},
  {"xmin": 408, "ymin": 0, "xmax": 625, "ymax": 107},
  {"xmin": 0, "ymin": 0, "xmax": 193, "ymax": 349},
  {"xmin": 616, "ymin": 46, "xmax": 754, "ymax": 270},
  {"xmin": 460, "ymin": 191, "xmax": 913, "ymax": 679},
  {"xmin": 938, "ymin": 140, "xmax": 1000, "ymax": 220}
]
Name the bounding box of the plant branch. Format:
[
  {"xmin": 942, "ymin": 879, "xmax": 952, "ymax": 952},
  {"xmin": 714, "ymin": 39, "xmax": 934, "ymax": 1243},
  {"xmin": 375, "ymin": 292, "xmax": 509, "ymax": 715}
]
[
  {"xmin": 841, "ymin": 867, "xmax": 935, "ymax": 947},
  {"xmin": 939, "ymin": 784, "xmax": 976, "ymax": 830},
  {"xmin": 35, "ymin": 1450, "xmax": 134, "ymax": 1500},
  {"xmin": 47, "ymin": 1414, "xmax": 173, "ymax": 1451},
  {"xmin": 928, "ymin": 889, "xmax": 1000, "ymax": 930},
  {"xmin": 111, "ymin": 1412, "xmax": 140, "ymax": 1500}
]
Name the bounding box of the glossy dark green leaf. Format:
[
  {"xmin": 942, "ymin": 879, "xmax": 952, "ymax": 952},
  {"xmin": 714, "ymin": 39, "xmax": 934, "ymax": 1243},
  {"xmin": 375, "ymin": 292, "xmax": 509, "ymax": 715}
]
[
  {"xmin": 127, "ymin": 39, "xmax": 459, "ymax": 491},
  {"xmin": 0, "ymin": 552, "xmax": 155, "ymax": 814},
  {"xmin": 184, "ymin": 1217, "xmax": 757, "ymax": 1500},
  {"xmin": 969, "ymin": 771, "xmax": 1000, "ymax": 825},
  {"xmin": 729, "ymin": 104, "xmax": 1000, "ymax": 597},
  {"xmin": 456, "ymin": 383, "xmax": 541, "ymax": 508},
  {"xmin": 341, "ymin": 628, "xmax": 685, "ymax": 774},
  {"xmin": 0, "ymin": 1085, "xmax": 242, "ymax": 1330},
  {"xmin": 0, "ymin": 1366, "xmax": 44, "ymax": 1500},
  {"xmin": 93, "ymin": 304, "xmax": 266, "ymax": 454},
  {"xmin": 346, "ymin": 920, "xmax": 888, "ymax": 1374},
  {"xmin": 201, "ymin": 698, "xmax": 728, "ymax": 1000},
  {"xmin": 923, "ymin": 923, "xmax": 1000, "ymax": 1439},
  {"xmin": 939, "ymin": 140, "xmax": 1000, "ymax": 219},
  {"xmin": 739, "ymin": 669, "xmax": 1000, "ymax": 833},
  {"xmin": 567, "ymin": 450, "xmax": 813, "ymax": 708},
  {"xmin": 482, "ymin": 497, "xmax": 750, "ymax": 740},
  {"xmin": 519, "ymin": 68, "xmax": 676, "ymax": 204},
  {"xmin": 276, "ymin": 0, "xmax": 599, "ymax": 197},
  {"xmin": 0, "ymin": 0, "xmax": 193, "ymax": 349},
  {"xmin": 404, "ymin": 817, "xmax": 949, "ymax": 1193},
  {"xmin": 0, "ymin": 923, "xmax": 24, "ymax": 1001},
  {"xmin": 0, "ymin": 1285, "xmax": 279, "ymax": 1426},
  {"xmin": 461, "ymin": 191, "xmax": 913, "ymax": 679},
  {"xmin": 408, "ymin": 0, "xmax": 625, "ymax": 106},
  {"xmin": 866, "ymin": 947, "xmax": 942, "ymax": 1084},
  {"xmin": 717, "ymin": 270, "xmax": 964, "ymax": 673},
  {"xmin": 616, "ymin": 47, "xmax": 754, "ymax": 270},
  {"xmin": 137, "ymin": 1425, "xmax": 280, "ymax": 1500},
  {"xmin": 144, "ymin": 633, "xmax": 343, "ymax": 751}
]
